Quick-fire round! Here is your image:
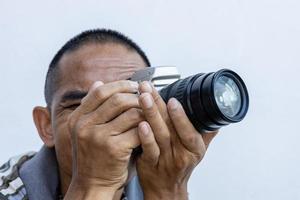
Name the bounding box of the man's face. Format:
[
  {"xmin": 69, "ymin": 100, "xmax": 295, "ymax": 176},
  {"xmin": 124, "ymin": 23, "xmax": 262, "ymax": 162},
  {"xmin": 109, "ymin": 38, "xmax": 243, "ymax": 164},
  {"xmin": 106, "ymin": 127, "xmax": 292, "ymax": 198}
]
[{"xmin": 50, "ymin": 42, "xmax": 146, "ymax": 181}]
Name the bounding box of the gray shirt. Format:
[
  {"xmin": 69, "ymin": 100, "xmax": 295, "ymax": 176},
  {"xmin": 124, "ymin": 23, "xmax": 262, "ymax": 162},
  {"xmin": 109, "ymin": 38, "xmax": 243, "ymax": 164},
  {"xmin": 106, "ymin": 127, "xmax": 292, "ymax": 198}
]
[{"xmin": 0, "ymin": 146, "xmax": 143, "ymax": 200}]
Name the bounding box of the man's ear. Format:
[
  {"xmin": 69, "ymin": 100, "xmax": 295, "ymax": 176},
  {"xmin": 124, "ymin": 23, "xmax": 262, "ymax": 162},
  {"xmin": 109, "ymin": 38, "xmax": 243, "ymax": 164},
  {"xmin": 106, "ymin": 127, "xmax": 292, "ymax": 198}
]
[{"xmin": 33, "ymin": 106, "xmax": 54, "ymax": 147}]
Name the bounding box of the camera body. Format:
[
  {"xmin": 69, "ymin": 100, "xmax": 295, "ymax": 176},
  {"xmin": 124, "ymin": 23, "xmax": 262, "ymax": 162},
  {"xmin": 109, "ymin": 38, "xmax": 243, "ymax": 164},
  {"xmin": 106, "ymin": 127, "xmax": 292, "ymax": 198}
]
[
  {"xmin": 130, "ymin": 66, "xmax": 249, "ymax": 133},
  {"xmin": 130, "ymin": 66, "xmax": 181, "ymax": 90}
]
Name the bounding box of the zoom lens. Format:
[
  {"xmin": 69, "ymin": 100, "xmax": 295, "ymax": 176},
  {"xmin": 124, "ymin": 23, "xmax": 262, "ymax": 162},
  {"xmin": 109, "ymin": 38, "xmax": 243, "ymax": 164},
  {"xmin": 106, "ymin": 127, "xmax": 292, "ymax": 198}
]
[
  {"xmin": 159, "ymin": 69, "xmax": 249, "ymax": 132},
  {"xmin": 214, "ymin": 75, "xmax": 242, "ymax": 118}
]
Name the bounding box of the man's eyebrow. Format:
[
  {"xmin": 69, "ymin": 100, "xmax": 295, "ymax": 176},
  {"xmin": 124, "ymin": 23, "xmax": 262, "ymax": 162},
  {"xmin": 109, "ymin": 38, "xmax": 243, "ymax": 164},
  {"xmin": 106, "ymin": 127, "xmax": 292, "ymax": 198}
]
[{"xmin": 60, "ymin": 90, "xmax": 88, "ymax": 102}]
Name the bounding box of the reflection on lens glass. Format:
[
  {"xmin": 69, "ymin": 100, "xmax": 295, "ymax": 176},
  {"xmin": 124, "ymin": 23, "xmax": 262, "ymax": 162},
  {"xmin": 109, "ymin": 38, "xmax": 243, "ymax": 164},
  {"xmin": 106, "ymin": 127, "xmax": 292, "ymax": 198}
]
[{"xmin": 214, "ymin": 76, "xmax": 241, "ymax": 117}]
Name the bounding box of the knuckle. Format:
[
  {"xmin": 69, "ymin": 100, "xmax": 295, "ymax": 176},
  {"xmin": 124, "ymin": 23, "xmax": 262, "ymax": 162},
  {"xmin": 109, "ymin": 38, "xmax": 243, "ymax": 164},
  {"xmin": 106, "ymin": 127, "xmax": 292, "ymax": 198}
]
[
  {"xmin": 165, "ymin": 117, "xmax": 173, "ymax": 128},
  {"xmin": 145, "ymin": 156, "xmax": 157, "ymax": 164},
  {"xmin": 106, "ymin": 140, "xmax": 127, "ymax": 161},
  {"xmin": 152, "ymin": 93, "xmax": 161, "ymax": 103},
  {"xmin": 128, "ymin": 108, "xmax": 143, "ymax": 121},
  {"xmin": 145, "ymin": 107, "xmax": 157, "ymax": 118},
  {"xmin": 160, "ymin": 132, "xmax": 170, "ymax": 143},
  {"xmin": 174, "ymin": 155, "xmax": 190, "ymax": 170},
  {"xmin": 69, "ymin": 119, "xmax": 91, "ymax": 142},
  {"xmin": 153, "ymin": 150, "xmax": 160, "ymax": 160},
  {"xmin": 119, "ymin": 80, "xmax": 131, "ymax": 89},
  {"xmin": 111, "ymin": 93, "xmax": 124, "ymax": 107},
  {"xmin": 184, "ymin": 134, "xmax": 197, "ymax": 145},
  {"xmin": 93, "ymin": 87, "xmax": 106, "ymax": 101},
  {"xmin": 77, "ymin": 129, "xmax": 89, "ymax": 141},
  {"xmin": 74, "ymin": 120, "xmax": 88, "ymax": 133},
  {"xmin": 143, "ymin": 150, "xmax": 159, "ymax": 164},
  {"xmin": 143, "ymin": 139, "xmax": 155, "ymax": 149}
]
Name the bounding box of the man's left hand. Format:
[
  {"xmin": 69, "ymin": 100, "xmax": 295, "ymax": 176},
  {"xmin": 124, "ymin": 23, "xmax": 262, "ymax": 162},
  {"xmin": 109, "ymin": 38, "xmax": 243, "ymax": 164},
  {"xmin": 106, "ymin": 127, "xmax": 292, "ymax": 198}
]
[{"xmin": 136, "ymin": 82, "xmax": 217, "ymax": 200}]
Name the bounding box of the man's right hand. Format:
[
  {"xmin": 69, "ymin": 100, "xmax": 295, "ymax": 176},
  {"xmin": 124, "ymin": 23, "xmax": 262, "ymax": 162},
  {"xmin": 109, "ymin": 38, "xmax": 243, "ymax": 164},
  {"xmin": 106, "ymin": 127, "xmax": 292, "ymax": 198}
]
[{"xmin": 64, "ymin": 80, "xmax": 143, "ymax": 199}]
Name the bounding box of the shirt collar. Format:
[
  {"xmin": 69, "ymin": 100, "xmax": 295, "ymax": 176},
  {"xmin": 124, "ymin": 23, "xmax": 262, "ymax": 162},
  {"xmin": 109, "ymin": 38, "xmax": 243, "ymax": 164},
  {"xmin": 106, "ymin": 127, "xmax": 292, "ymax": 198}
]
[
  {"xmin": 19, "ymin": 146, "xmax": 60, "ymax": 200},
  {"xmin": 19, "ymin": 146, "xmax": 144, "ymax": 200}
]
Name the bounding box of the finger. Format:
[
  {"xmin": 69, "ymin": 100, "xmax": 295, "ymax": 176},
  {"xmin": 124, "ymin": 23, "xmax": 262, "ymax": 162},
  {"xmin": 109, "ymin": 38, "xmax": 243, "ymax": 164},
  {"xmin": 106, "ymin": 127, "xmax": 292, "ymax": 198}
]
[
  {"xmin": 86, "ymin": 93, "xmax": 140, "ymax": 124},
  {"xmin": 107, "ymin": 108, "xmax": 144, "ymax": 134},
  {"xmin": 78, "ymin": 80, "xmax": 139, "ymax": 114},
  {"xmin": 139, "ymin": 82, "xmax": 168, "ymax": 120},
  {"xmin": 167, "ymin": 98, "xmax": 206, "ymax": 154},
  {"xmin": 139, "ymin": 93, "xmax": 171, "ymax": 153},
  {"xmin": 114, "ymin": 127, "xmax": 141, "ymax": 149},
  {"xmin": 139, "ymin": 82, "xmax": 177, "ymax": 145},
  {"xmin": 69, "ymin": 81, "xmax": 103, "ymax": 122},
  {"xmin": 202, "ymin": 131, "xmax": 218, "ymax": 148},
  {"xmin": 138, "ymin": 121, "xmax": 160, "ymax": 164},
  {"xmin": 90, "ymin": 80, "xmax": 104, "ymax": 91}
]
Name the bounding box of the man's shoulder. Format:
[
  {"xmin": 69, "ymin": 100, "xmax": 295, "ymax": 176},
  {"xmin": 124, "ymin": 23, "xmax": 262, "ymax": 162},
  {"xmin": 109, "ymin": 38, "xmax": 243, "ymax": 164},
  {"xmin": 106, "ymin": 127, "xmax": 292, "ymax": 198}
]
[{"xmin": 0, "ymin": 152, "xmax": 36, "ymax": 200}]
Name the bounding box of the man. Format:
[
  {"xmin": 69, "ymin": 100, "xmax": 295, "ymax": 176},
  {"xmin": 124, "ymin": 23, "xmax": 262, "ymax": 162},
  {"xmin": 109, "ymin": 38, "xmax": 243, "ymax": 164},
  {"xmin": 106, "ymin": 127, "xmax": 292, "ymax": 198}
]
[{"xmin": 0, "ymin": 29, "xmax": 217, "ymax": 200}]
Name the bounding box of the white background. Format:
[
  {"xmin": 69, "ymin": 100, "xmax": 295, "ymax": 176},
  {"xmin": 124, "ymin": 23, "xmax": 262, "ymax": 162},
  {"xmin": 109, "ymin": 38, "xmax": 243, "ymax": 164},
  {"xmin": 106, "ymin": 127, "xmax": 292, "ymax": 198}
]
[{"xmin": 0, "ymin": 0, "xmax": 299, "ymax": 199}]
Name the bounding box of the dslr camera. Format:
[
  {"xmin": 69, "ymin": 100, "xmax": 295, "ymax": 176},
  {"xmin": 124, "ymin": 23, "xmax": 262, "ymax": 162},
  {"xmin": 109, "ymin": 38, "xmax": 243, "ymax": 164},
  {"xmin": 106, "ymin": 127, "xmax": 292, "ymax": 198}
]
[{"xmin": 130, "ymin": 66, "xmax": 249, "ymax": 132}]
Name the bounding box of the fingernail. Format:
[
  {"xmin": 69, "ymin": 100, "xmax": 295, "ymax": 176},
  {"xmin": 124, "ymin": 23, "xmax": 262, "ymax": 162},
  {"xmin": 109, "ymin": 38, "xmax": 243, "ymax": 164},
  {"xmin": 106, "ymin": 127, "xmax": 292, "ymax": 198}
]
[
  {"xmin": 168, "ymin": 98, "xmax": 179, "ymax": 110},
  {"xmin": 141, "ymin": 93, "xmax": 153, "ymax": 109},
  {"xmin": 140, "ymin": 122, "xmax": 149, "ymax": 136},
  {"xmin": 141, "ymin": 81, "xmax": 152, "ymax": 93}
]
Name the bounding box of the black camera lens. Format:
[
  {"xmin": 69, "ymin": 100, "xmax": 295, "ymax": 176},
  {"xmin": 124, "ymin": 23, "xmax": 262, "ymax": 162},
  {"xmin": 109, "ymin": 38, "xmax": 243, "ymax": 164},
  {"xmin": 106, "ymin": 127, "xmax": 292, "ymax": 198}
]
[
  {"xmin": 214, "ymin": 75, "xmax": 242, "ymax": 118},
  {"xmin": 159, "ymin": 69, "xmax": 249, "ymax": 132}
]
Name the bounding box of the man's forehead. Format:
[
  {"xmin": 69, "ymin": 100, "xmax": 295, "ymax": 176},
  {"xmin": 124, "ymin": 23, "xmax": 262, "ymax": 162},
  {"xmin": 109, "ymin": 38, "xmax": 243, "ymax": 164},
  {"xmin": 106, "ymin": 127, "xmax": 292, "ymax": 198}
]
[
  {"xmin": 65, "ymin": 57, "xmax": 143, "ymax": 78},
  {"xmin": 54, "ymin": 43, "xmax": 146, "ymax": 99},
  {"xmin": 59, "ymin": 58, "xmax": 145, "ymax": 89}
]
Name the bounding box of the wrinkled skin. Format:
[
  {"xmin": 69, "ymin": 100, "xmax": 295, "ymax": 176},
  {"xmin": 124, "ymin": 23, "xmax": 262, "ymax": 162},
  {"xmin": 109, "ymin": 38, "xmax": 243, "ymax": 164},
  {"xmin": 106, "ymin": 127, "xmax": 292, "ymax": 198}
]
[
  {"xmin": 33, "ymin": 42, "xmax": 217, "ymax": 200},
  {"xmin": 136, "ymin": 82, "xmax": 217, "ymax": 200},
  {"xmin": 33, "ymin": 43, "xmax": 146, "ymax": 199}
]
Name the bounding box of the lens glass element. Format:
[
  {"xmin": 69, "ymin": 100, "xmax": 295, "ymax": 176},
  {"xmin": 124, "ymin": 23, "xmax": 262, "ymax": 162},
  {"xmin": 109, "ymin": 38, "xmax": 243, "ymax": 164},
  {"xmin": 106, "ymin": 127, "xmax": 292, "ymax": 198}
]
[{"xmin": 214, "ymin": 76, "xmax": 241, "ymax": 117}]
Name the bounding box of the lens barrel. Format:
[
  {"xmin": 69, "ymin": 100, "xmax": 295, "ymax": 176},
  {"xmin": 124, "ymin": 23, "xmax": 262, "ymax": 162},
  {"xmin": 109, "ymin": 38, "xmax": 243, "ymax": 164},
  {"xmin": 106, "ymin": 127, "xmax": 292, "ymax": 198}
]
[{"xmin": 159, "ymin": 69, "xmax": 249, "ymax": 132}]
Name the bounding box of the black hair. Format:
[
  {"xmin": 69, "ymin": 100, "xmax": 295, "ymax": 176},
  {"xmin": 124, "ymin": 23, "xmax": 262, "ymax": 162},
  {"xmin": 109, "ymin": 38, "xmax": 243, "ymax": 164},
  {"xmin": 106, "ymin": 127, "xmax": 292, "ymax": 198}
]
[{"xmin": 44, "ymin": 29, "xmax": 151, "ymax": 107}]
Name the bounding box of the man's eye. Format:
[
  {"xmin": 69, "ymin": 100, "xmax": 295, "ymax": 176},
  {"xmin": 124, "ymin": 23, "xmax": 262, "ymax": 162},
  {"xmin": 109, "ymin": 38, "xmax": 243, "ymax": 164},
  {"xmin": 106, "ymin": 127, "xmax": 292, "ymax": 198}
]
[{"xmin": 64, "ymin": 104, "xmax": 80, "ymax": 110}]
